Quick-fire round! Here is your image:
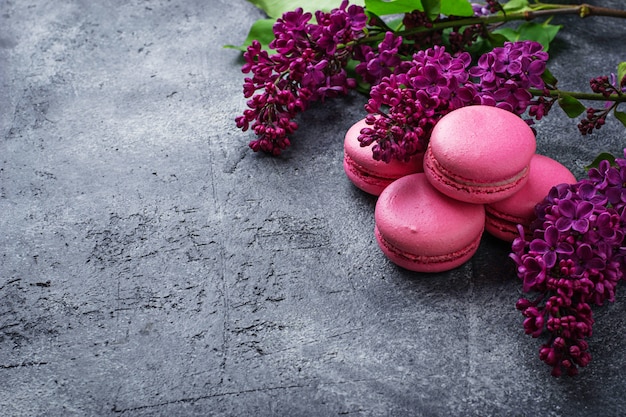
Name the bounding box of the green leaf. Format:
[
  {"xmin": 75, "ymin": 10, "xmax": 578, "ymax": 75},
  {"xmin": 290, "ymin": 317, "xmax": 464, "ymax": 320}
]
[
  {"xmin": 492, "ymin": 27, "xmax": 520, "ymax": 42},
  {"xmin": 485, "ymin": 32, "xmax": 507, "ymax": 48},
  {"xmin": 247, "ymin": 0, "xmax": 365, "ymax": 19},
  {"xmin": 363, "ymin": 10, "xmax": 393, "ymax": 32},
  {"xmin": 224, "ymin": 18, "xmax": 276, "ymax": 51},
  {"xmin": 365, "ymin": 0, "xmax": 424, "ymax": 16},
  {"xmin": 614, "ymin": 108, "xmax": 626, "ymax": 128},
  {"xmin": 439, "ymin": 0, "xmax": 473, "ymax": 17},
  {"xmin": 617, "ymin": 61, "xmax": 626, "ymax": 87},
  {"xmin": 585, "ymin": 152, "xmax": 617, "ymax": 171},
  {"xmin": 493, "ymin": 20, "xmax": 561, "ymax": 51},
  {"xmin": 541, "ymin": 68, "xmax": 558, "ymax": 87},
  {"xmin": 365, "ymin": 0, "xmax": 473, "ymax": 18},
  {"xmin": 422, "ymin": 0, "xmax": 441, "ymax": 21},
  {"xmin": 502, "ymin": 0, "xmax": 531, "ymax": 13},
  {"xmin": 557, "ymin": 94, "xmax": 586, "ymax": 118},
  {"xmin": 385, "ymin": 16, "xmax": 407, "ymax": 31},
  {"xmin": 519, "ymin": 20, "xmax": 561, "ymax": 51}
]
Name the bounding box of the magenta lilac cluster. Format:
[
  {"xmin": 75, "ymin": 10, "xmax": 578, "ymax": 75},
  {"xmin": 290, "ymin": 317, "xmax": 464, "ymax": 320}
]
[
  {"xmin": 236, "ymin": 1, "xmax": 368, "ymax": 155},
  {"xmin": 469, "ymin": 41, "xmax": 548, "ymax": 115},
  {"xmin": 578, "ymin": 73, "xmax": 626, "ymax": 135},
  {"xmin": 359, "ymin": 40, "xmax": 549, "ymax": 162},
  {"xmin": 236, "ymin": 1, "xmax": 553, "ymax": 158},
  {"xmin": 510, "ymin": 150, "xmax": 626, "ymax": 376},
  {"xmin": 359, "ymin": 47, "xmax": 478, "ymax": 162}
]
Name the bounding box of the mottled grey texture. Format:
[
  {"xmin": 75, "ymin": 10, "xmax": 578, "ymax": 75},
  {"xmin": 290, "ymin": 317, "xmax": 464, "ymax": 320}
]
[{"xmin": 1, "ymin": 1, "xmax": 625, "ymax": 416}]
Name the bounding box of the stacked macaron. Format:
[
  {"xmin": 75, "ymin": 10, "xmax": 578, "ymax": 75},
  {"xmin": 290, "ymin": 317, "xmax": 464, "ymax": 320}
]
[
  {"xmin": 343, "ymin": 105, "xmax": 577, "ymax": 273},
  {"xmin": 484, "ymin": 154, "xmax": 576, "ymax": 241},
  {"xmin": 374, "ymin": 172, "xmax": 486, "ymax": 272},
  {"xmin": 343, "ymin": 118, "xmax": 424, "ymax": 196}
]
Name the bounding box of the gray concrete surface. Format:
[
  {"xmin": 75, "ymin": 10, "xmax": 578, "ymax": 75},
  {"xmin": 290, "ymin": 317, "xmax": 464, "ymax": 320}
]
[{"xmin": 1, "ymin": 1, "xmax": 626, "ymax": 416}]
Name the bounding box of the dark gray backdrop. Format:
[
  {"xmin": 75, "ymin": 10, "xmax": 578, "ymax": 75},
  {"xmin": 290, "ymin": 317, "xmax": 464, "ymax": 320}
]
[{"xmin": 1, "ymin": 1, "xmax": 625, "ymax": 416}]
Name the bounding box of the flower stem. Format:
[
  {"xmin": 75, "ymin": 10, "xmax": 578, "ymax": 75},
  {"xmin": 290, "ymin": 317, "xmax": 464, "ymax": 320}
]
[
  {"xmin": 529, "ymin": 88, "xmax": 626, "ymax": 102},
  {"xmin": 362, "ymin": 4, "xmax": 626, "ymax": 44}
]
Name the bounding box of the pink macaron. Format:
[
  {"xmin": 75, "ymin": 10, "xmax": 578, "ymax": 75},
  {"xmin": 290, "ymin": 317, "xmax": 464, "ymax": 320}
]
[
  {"xmin": 374, "ymin": 173, "xmax": 485, "ymax": 273},
  {"xmin": 485, "ymin": 154, "xmax": 577, "ymax": 242},
  {"xmin": 343, "ymin": 118, "xmax": 423, "ymax": 196},
  {"xmin": 424, "ymin": 105, "xmax": 536, "ymax": 204}
]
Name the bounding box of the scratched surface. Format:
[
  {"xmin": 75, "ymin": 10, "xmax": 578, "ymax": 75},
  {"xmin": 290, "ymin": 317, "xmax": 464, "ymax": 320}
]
[{"xmin": 1, "ymin": 1, "xmax": 626, "ymax": 416}]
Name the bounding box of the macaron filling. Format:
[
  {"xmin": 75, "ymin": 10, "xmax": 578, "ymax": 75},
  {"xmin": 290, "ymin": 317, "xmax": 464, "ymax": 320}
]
[
  {"xmin": 484, "ymin": 210, "xmax": 531, "ymax": 240},
  {"xmin": 344, "ymin": 151, "xmax": 399, "ymax": 185},
  {"xmin": 485, "ymin": 205, "xmax": 531, "ymax": 227}
]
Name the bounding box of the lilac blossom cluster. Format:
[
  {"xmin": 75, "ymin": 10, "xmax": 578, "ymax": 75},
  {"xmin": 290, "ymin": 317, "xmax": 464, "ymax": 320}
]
[
  {"xmin": 236, "ymin": 1, "xmax": 368, "ymax": 155},
  {"xmin": 578, "ymin": 74, "xmax": 626, "ymax": 135},
  {"xmin": 359, "ymin": 46, "xmax": 478, "ymax": 162},
  {"xmin": 510, "ymin": 151, "xmax": 626, "ymax": 376},
  {"xmin": 353, "ymin": 32, "xmax": 403, "ymax": 87},
  {"xmin": 469, "ymin": 41, "xmax": 548, "ymax": 115},
  {"xmin": 236, "ymin": 1, "xmax": 554, "ymax": 158},
  {"xmin": 401, "ymin": 11, "xmax": 443, "ymax": 53},
  {"xmin": 359, "ymin": 40, "xmax": 550, "ymax": 162}
]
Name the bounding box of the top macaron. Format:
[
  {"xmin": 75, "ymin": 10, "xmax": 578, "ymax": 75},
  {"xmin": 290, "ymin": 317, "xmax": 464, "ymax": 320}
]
[{"xmin": 424, "ymin": 105, "xmax": 536, "ymax": 204}]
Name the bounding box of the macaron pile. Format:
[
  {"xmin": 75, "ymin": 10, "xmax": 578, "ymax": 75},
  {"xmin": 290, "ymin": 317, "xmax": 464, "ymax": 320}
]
[{"xmin": 343, "ymin": 105, "xmax": 577, "ymax": 273}]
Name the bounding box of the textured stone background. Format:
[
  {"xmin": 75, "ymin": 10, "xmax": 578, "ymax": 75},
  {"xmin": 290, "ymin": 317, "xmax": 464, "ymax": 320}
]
[{"xmin": 1, "ymin": 1, "xmax": 625, "ymax": 416}]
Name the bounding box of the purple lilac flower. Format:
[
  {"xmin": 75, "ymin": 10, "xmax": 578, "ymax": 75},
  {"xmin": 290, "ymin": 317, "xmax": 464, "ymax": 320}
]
[
  {"xmin": 510, "ymin": 151, "xmax": 626, "ymax": 376},
  {"xmin": 354, "ymin": 32, "xmax": 404, "ymax": 86},
  {"xmin": 359, "ymin": 46, "xmax": 480, "ymax": 162},
  {"xmin": 584, "ymin": 150, "xmax": 626, "ymax": 214},
  {"xmin": 402, "ymin": 7, "xmax": 489, "ymax": 55},
  {"xmin": 579, "ymin": 74, "xmax": 626, "ymax": 135},
  {"xmin": 236, "ymin": 1, "xmax": 368, "ymax": 155},
  {"xmin": 472, "ymin": 3, "xmax": 493, "ymax": 16},
  {"xmin": 358, "ymin": 40, "xmax": 548, "ymax": 162},
  {"xmin": 470, "ymin": 40, "xmax": 549, "ymax": 124},
  {"xmin": 473, "ymin": 1, "xmax": 503, "ymax": 15},
  {"xmin": 528, "ymin": 225, "xmax": 574, "ymax": 269},
  {"xmin": 401, "ymin": 10, "xmax": 443, "ymax": 52}
]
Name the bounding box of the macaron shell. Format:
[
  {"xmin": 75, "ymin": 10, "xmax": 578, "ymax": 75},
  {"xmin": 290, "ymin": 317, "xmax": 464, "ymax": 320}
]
[
  {"xmin": 374, "ymin": 173, "xmax": 485, "ymax": 272},
  {"xmin": 424, "ymin": 145, "xmax": 529, "ymax": 204},
  {"xmin": 428, "ymin": 105, "xmax": 536, "ymax": 181},
  {"xmin": 343, "ymin": 156, "xmax": 392, "ymax": 196},
  {"xmin": 484, "ymin": 213, "xmax": 525, "ymax": 242},
  {"xmin": 485, "ymin": 154, "xmax": 577, "ymax": 241},
  {"xmin": 343, "ymin": 118, "xmax": 424, "ymax": 196},
  {"xmin": 375, "ymin": 225, "xmax": 482, "ymax": 273}
]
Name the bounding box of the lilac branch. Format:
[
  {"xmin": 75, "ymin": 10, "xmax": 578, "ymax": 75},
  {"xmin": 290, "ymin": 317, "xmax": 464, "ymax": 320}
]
[
  {"xmin": 529, "ymin": 88, "xmax": 626, "ymax": 102},
  {"xmin": 361, "ymin": 3, "xmax": 626, "ymax": 45}
]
